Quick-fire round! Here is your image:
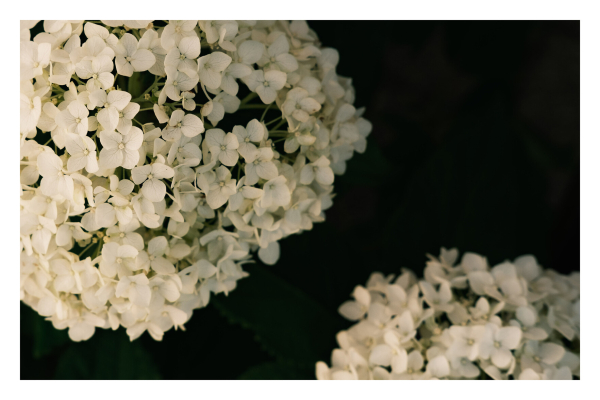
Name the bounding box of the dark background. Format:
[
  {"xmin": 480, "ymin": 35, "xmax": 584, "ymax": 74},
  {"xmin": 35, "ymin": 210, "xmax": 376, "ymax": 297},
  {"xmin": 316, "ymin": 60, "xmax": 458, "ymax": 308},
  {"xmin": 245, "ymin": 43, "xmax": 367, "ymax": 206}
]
[{"xmin": 21, "ymin": 20, "xmax": 579, "ymax": 380}]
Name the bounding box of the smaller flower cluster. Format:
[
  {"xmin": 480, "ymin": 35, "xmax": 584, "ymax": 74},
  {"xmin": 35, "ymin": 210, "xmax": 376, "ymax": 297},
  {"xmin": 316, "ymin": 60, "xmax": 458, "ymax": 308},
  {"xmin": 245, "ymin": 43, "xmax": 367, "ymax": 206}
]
[{"xmin": 316, "ymin": 249, "xmax": 579, "ymax": 380}]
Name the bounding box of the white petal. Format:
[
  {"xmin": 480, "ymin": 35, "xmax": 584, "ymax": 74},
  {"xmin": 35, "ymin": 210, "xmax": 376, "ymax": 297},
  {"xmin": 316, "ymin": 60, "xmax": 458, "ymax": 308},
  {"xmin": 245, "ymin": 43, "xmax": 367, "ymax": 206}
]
[
  {"xmin": 142, "ymin": 179, "xmax": 166, "ymax": 202},
  {"xmin": 369, "ymin": 344, "xmax": 392, "ymax": 366},
  {"xmin": 338, "ymin": 301, "xmax": 364, "ymax": 321},
  {"xmin": 131, "ymin": 49, "xmax": 156, "ymax": 71},
  {"xmin": 257, "ymin": 241, "xmax": 280, "ymax": 265}
]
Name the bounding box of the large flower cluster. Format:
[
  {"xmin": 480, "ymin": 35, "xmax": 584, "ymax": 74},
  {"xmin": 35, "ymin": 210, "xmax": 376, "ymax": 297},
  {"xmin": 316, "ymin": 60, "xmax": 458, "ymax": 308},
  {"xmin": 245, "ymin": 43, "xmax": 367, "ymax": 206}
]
[
  {"xmin": 316, "ymin": 249, "xmax": 580, "ymax": 380},
  {"xmin": 20, "ymin": 20, "xmax": 370, "ymax": 342}
]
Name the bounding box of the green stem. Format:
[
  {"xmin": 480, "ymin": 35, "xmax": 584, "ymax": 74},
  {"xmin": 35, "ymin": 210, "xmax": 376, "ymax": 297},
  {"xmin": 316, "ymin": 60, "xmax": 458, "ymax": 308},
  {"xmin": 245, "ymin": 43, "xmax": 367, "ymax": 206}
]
[
  {"xmin": 78, "ymin": 242, "xmax": 95, "ymax": 257},
  {"xmin": 272, "ymin": 119, "xmax": 287, "ymax": 131},
  {"xmin": 264, "ymin": 116, "xmax": 282, "ymax": 126},
  {"xmin": 239, "ymin": 92, "xmax": 258, "ymax": 105},
  {"xmin": 239, "ymin": 104, "xmax": 271, "ymax": 110},
  {"xmin": 260, "ymin": 103, "xmax": 273, "ymax": 121},
  {"xmin": 237, "ymin": 161, "xmax": 243, "ymax": 181},
  {"xmin": 267, "ymin": 130, "xmax": 290, "ymax": 135},
  {"xmin": 131, "ymin": 76, "xmax": 163, "ymax": 102},
  {"xmin": 93, "ymin": 240, "xmax": 103, "ymax": 260}
]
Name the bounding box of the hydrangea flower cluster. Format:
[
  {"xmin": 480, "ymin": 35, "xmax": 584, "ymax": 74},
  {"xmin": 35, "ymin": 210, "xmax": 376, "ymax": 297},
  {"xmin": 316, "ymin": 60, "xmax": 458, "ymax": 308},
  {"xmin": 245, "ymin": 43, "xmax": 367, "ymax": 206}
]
[
  {"xmin": 20, "ymin": 20, "xmax": 371, "ymax": 342},
  {"xmin": 316, "ymin": 249, "xmax": 580, "ymax": 380}
]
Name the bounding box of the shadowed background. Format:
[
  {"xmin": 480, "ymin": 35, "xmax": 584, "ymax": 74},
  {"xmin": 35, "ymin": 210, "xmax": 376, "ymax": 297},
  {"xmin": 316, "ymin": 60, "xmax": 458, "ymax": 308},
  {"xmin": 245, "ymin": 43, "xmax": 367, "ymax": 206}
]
[{"xmin": 21, "ymin": 20, "xmax": 579, "ymax": 380}]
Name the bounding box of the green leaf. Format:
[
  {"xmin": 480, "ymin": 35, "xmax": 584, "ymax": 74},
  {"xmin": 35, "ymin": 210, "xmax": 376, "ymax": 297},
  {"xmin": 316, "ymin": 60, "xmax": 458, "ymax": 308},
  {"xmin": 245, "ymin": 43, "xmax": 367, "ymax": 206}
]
[
  {"xmin": 55, "ymin": 330, "xmax": 161, "ymax": 379},
  {"xmin": 213, "ymin": 264, "xmax": 339, "ymax": 370},
  {"xmin": 238, "ymin": 362, "xmax": 309, "ymax": 380},
  {"xmin": 21, "ymin": 303, "xmax": 70, "ymax": 359},
  {"xmin": 126, "ymin": 72, "xmax": 153, "ymax": 99}
]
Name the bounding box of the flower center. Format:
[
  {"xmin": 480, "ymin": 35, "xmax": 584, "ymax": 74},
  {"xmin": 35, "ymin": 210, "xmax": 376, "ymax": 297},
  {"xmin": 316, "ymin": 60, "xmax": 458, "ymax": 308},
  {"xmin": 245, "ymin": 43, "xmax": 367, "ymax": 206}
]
[
  {"xmin": 179, "ymin": 54, "xmax": 186, "ymax": 60},
  {"xmin": 263, "ymin": 81, "xmax": 269, "ymax": 87},
  {"xmin": 126, "ymin": 56, "xmax": 132, "ymax": 62},
  {"xmin": 92, "ymin": 74, "xmax": 98, "ymax": 79},
  {"xmin": 83, "ymin": 149, "xmax": 89, "ymax": 155},
  {"xmin": 466, "ymin": 339, "xmax": 475, "ymax": 346},
  {"xmin": 116, "ymin": 258, "xmax": 122, "ymax": 264},
  {"xmin": 33, "ymin": 62, "xmax": 39, "ymax": 68},
  {"xmin": 118, "ymin": 143, "xmax": 125, "ymax": 150},
  {"xmin": 104, "ymin": 102, "xmax": 110, "ymax": 108},
  {"xmin": 75, "ymin": 118, "xmax": 81, "ymax": 123},
  {"xmin": 245, "ymin": 137, "xmax": 250, "ymax": 142},
  {"xmin": 494, "ymin": 341, "xmax": 501, "ymax": 348},
  {"xmin": 148, "ymin": 174, "xmax": 154, "ymax": 179},
  {"xmin": 220, "ymin": 145, "xmax": 226, "ymax": 151},
  {"xmin": 36, "ymin": 224, "xmax": 43, "ymax": 230}
]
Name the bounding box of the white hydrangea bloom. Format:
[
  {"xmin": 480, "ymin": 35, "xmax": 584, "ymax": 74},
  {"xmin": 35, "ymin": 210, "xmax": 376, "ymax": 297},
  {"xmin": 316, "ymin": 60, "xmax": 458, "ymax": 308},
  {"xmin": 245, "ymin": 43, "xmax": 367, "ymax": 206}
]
[
  {"xmin": 245, "ymin": 69, "xmax": 287, "ymax": 104},
  {"xmin": 317, "ymin": 249, "xmax": 580, "ymax": 380},
  {"xmin": 98, "ymin": 128, "xmax": 143, "ymax": 169},
  {"xmin": 113, "ymin": 33, "xmax": 156, "ymax": 77},
  {"xmin": 20, "ymin": 20, "xmax": 371, "ymax": 342}
]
